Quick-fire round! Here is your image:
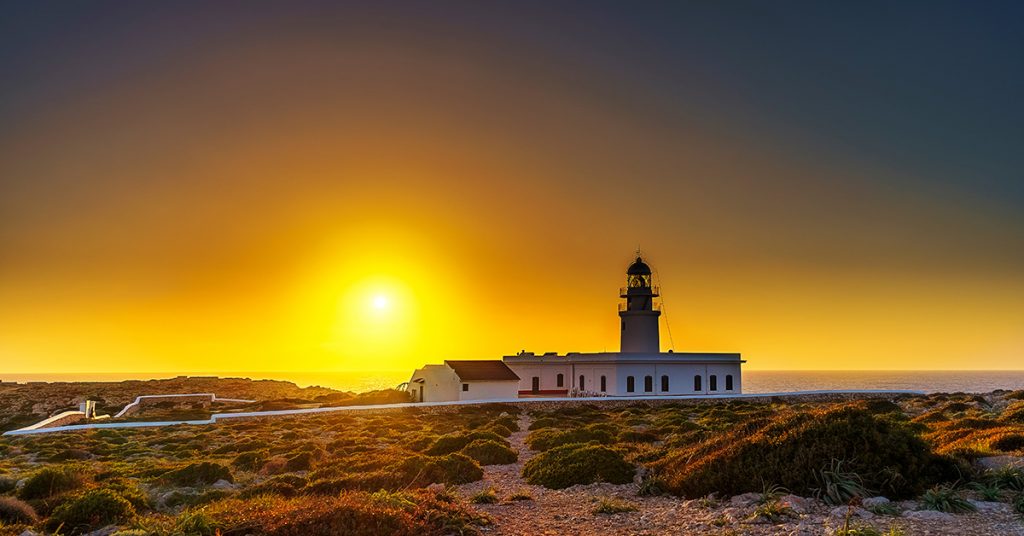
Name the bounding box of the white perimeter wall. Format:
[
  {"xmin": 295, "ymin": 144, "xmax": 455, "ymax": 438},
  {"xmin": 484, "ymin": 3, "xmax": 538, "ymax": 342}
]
[{"xmin": 505, "ymin": 363, "xmax": 571, "ymax": 393}]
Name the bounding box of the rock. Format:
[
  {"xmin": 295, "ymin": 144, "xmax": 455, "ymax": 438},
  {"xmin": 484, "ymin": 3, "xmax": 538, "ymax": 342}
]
[
  {"xmin": 896, "ymin": 500, "xmax": 919, "ymax": 511},
  {"xmin": 427, "ymin": 483, "xmax": 445, "ymax": 493},
  {"xmin": 730, "ymin": 492, "xmax": 760, "ymax": 506},
  {"xmin": 19, "ymin": 530, "xmax": 39, "ymax": 536},
  {"xmin": 780, "ymin": 494, "xmax": 813, "ymax": 514},
  {"xmin": 968, "ymin": 500, "xmax": 1009, "ymax": 513},
  {"xmin": 905, "ymin": 510, "xmax": 955, "ymax": 521},
  {"xmin": 211, "ymin": 479, "xmax": 235, "ymax": 490},
  {"xmin": 83, "ymin": 527, "xmax": 120, "ymax": 536},
  {"xmin": 829, "ymin": 506, "xmax": 873, "ymax": 519},
  {"xmin": 976, "ymin": 455, "xmax": 1024, "ymax": 471},
  {"xmin": 861, "ymin": 496, "xmax": 890, "ymax": 508}
]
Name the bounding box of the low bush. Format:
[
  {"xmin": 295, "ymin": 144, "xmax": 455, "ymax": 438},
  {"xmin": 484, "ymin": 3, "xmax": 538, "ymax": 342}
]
[
  {"xmin": 161, "ymin": 461, "xmax": 234, "ymax": 486},
  {"xmin": 460, "ymin": 439, "xmax": 517, "ymax": 465},
  {"xmin": 654, "ymin": 401, "xmax": 957, "ymax": 499},
  {"xmin": 19, "ymin": 465, "xmax": 87, "ymax": 500},
  {"xmin": 0, "ymin": 476, "xmax": 17, "ymax": 494},
  {"xmin": 814, "ymin": 459, "xmax": 871, "ymax": 505},
  {"xmin": 0, "ymin": 496, "xmax": 39, "ymax": 524},
  {"xmin": 617, "ymin": 429, "xmax": 659, "ymax": 443},
  {"xmin": 990, "ymin": 433, "xmax": 1024, "ymax": 452},
  {"xmin": 592, "ymin": 497, "xmax": 637, "ymax": 514},
  {"xmin": 522, "ymin": 444, "xmax": 634, "ymax": 489},
  {"xmin": 751, "ymin": 499, "xmax": 797, "ymax": 523},
  {"xmin": 174, "ymin": 509, "xmax": 221, "ymax": 536},
  {"xmin": 46, "ymin": 488, "xmax": 137, "ymax": 535},
  {"xmin": 525, "ymin": 428, "xmax": 614, "ymax": 451},
  {"xmin": 919, "ymin": 484, "xmax": 976, "ymax": 513},
  {"xmin": 1014, "ymin": 493, "xmax": 1024, "ymax": 515},
  {"xmin": 233, "ymin": 449, "xmax": 269, "ymax": 471},
  {"xmin": 200, "ymin": 489, "xmax": 487, "ymax": 536},
  {"xmin": 470, "ymin": 488, "xmax": 498, "ymax": 504},
  {"xmin": 426, "ymin": 431, "xmax": 508, "ymax": 455}
]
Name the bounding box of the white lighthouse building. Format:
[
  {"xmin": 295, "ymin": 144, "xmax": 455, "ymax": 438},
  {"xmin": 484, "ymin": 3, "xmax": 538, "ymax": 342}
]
[
  {"xmin": 501, "ymin": 255, "xmax": 744, "ymax": 397},
  {"xmin": 406, "ymin": 254, "xmax": 744, "ymax": 401}
]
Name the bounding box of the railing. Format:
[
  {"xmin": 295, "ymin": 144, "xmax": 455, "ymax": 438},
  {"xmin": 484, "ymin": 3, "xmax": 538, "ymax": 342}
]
[
  {"xmin": 618, "ymin": 302, "xmax": 662, "ymax": 312},
  {"xmin": 619, "ymin": 286, "xmax": 659, "ymax": 296}
]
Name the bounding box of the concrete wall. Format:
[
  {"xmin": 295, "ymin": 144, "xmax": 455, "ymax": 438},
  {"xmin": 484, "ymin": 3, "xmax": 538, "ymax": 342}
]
[{"xmin": 458, "ymin": 380, "xmax": 519, "ymax": 401}]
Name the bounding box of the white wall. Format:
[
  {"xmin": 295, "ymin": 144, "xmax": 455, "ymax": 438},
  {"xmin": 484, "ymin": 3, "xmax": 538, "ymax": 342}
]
[
  {"xmin": 458, "ymin": 381, "xmax": 519, "ymax": 401},
  {"xmin": 505, "ymin": 363, "xmax": 571, "ymax": 394},
  {"xmin": 408, "ymin": 365, "xmax": 460, "ymax": 402},
  {"xmin": 615, "ymin": 362, "xmax": 742, "ymax": 396}
]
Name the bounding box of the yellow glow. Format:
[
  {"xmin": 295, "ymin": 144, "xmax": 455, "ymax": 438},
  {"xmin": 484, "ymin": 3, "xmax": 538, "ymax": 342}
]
[{"xmin": 371, "ymin": 295, "xmax": 390, "ymax": 311}]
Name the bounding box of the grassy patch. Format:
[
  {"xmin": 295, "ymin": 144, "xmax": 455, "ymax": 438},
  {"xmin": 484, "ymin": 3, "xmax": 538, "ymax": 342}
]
[
  {"xmin": 522, "ymin": 444, "xmax": 634, "ymax": 489},
  {"xmin": 592, "ymin": 497, "xmax": 637, "ymax": 514}
]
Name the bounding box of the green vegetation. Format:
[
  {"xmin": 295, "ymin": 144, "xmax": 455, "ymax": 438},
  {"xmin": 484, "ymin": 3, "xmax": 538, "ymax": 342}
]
[
  {"xmin": 592, "ymin": 497, "xmax": 637, "ymax": 514},
  {"xmin": 460, "ymin": 439, "xmax": 517, "ymax": 465},
  {"xmin": 46, "ymin": 488, "xmax": 137, "ymax": 534},
  {"xmin": 470, "ymin": 488, "xmax": 498, "ymax": 504},
  {"xmin": 654, "ymin": 401, "xmax": 956, "ymax": 499},
  {"xmin": 19, "ymin": 464, "xmax": 87, "ymax": 500},
  {"xmin": 0, "ymin": 496, "xmax": 39, "ymax": 525},
  {"xmin": 160, "ymin": 461, "xmax": 234, "ymax": 486},
  {"xmin": 919, "ymin": 484, "xmax": 976, "ymax": 513},
  {"xmin": 522, "ymin": 444, "xmax": 634, "ymax": 489},
  {"xmin": 525, "ymin": 427, "xmax": 614, "ymax": 451}
]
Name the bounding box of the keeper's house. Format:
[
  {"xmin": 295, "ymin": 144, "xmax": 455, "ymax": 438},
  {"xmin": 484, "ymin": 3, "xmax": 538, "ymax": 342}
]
[
  {"xmin": 405, "ymin": 254, "xmax": 744, "ymax": 402},
  {"xmin": 407, "ymin": 360, "xmax": 520, "ymax": 403}
]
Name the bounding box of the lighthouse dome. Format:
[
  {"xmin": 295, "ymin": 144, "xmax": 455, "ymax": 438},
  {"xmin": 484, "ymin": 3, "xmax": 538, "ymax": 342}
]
[{"xmin": 627, "ymin": 257, "xmax": 651, "ymax": 275}]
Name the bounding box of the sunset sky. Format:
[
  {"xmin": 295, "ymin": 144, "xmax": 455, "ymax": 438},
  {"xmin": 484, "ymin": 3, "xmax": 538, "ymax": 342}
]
[{"xmin": 1, "ymin": 2, "xmax": 1022, "ymax": 374}]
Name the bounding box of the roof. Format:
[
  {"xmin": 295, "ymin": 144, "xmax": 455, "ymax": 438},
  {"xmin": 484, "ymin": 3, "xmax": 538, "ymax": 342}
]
[
  {"xmin": 444, "ymin": 360, "xmax": 521, "ymax": 382},
  {"xmin": 627, "ymin": 256, "xmax": 652, "ymax": 275}
]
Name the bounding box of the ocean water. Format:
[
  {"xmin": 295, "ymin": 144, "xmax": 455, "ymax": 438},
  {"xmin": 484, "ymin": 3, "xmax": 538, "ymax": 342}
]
[{"xmin": 4, "ymin": 370, "xmax": 1024, "ymax": 394}]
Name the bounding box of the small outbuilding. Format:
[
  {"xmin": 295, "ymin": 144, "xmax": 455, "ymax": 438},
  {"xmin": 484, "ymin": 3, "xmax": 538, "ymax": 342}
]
[{"xmin": 407, "ymin": 360, "xmax": 520, "ymax": 402}]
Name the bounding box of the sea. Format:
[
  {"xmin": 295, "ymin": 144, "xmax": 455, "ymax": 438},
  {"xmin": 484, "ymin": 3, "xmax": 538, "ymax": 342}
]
[{"xmin": 4, "ymin": 370, "xmax": 1024, "ymax": 394}]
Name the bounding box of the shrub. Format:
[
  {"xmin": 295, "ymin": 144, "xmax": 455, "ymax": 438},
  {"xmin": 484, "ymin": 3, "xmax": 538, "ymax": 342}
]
[
  {"xmin": 522, "ymin": 444, "xmax": 635, "ymax": 489},
  {"xmin": 592, "ymin": 497, "xmax": 637, "ymax": 514},
  {"xmin": 199, "ymin": 489, "xmax": 487, "ymax": 536},
  {"xmin": 525, "ymin": 428, "xmax": 614, "ymax": 451},
  {"xmin": 968, "ymin": 481, "xmax": 1003, "ymax": 501},
  {"xmin": 19, "ymin": 465, "xmax": 86, "ymax": 500},
  {"xmin": 470, "ymin": 488, "xmax": 498, "ymax": 504},
  {"xmin": 417, "ymin": 453, "xmax": 484, "ymax": 485},
  {"xmin": 814, "ymin": 459, "xmax": 871, "ymax": 505},
  {"xmin": 164, "ymin": 489, "xmax": 233, "ymax": 509},
  {"xmin": 919, "ymin": 484, "xmax": 976, "ymax": 513},
  {"xmin": 460, "ymin": 439, "xmax": 517, "ymax": 465},
  {"xmin": 617, "ymin": 429, "xmax": 659, "ymax": 443},
  {"xmin": 990, "ymin": 434, "xmax": 1024, "ymax": 452},
  {"xmin": 508, "ymin": 489, "xmax": 532, "ymax": 501},
  {"xmin": 232, "ymin": 449, "xmax": 269, "ymax": 471},
  {"xmin": 0, "ymin": 476, "xmax": 17, "ymax": 494},
  {"xmin": 0, "ymin": 496, "xmax": 38, "ymax": 524},
  {"xmin": 1014, "ymin": 493, "xmax": 1024, "ymax": 515},
  {"xmin": 285, "ymin": 451, "xmax": 317, "ymax": 471},
  {"xmin": 654, "ymin": 401, "xmax": 957, "ymax": 499},
  {"xmin": 161, "ymin": 462, "xmax": 234, "ymax": 486},
  {"xmin": 751, "ymin": 499, "xmax": 797, "ymax": 523},
  {"xmin": 426, "ymin": 431, "xmax": 508, "ymax": 455},
  {"xmin": 984, "ymin": 466, "xmax": 1024, "ymax": 492},
  {"xmin": 174, "ymin": 509, "xmax": 220, "ymax": 536},
  {"xmin": 46, "ymin": 489, "xmax": 137, "ymax": 534},
  {"xmin": 485, "ymin": 424, "xmax": 513, "ymax": 438}
]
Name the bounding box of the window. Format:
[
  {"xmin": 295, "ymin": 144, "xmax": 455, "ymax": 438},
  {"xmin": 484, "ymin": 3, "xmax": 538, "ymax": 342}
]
[
  {"xmin": 626, "ymin": 376, "xmax": 635, "ymax": 393},
  {"xmin": 661, "ymin": 375, "xmax": 669, "ymax": 392},
  {"xmin": 556, "ymin": 373, "xmax": 564, "ymax": 387},
  {"xmin": 710, "ymin": 375, "xmax": 718, "ymax": 391},
  {"xmin": 579, "ymin": 375, "xmax": 585, "ymax": 390},
  {"xmin": 462, "ymin": 383, "xmax": 469, "ymax": 392},
  {"xmin": 531, "ymin": 377, "xmax": 540, "ymax": 393},
  {"xmin": 644, "ymin": 375, "xmax": 653, "ymax": 392},
  {"xmin": 694, "ymin": 375, "xmax": 702, "ymax": 391},
  {"xmin": 726, "ymin": 375, "xmax": 734, "ymax": 391},
  {"xmin": 600, "ymin": 376, "xmax": 607, "ymax": 392}
]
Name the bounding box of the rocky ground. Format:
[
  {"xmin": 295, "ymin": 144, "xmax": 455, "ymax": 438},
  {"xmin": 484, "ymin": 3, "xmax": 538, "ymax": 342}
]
[{"xmin": 457, "ymin": 413, "xmax": 1024, "ymax": 535}]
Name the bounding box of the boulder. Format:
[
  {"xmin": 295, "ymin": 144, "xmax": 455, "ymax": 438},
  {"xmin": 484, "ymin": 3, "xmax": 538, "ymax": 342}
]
[
  {"xmin": 968, "ymin": 500, "xmax": 1009, "ymax": 513},
  {"xmin": 976, "ymin": 455, "xmax": 1024, "ymax": 471},
  {"xmin": 729, "ymin": 492, "xmax": 760, "ymax": 506},
  {"xmin": 780, "ymin": 494, "xmax": 814, "ymax": 514},
  {"xmin": 862, "ymin": 496, "xmax": 891, "ymax": 508},
  {"xmin": 905, "ymin": 510, "xmax": 955, "ymax": 521}
]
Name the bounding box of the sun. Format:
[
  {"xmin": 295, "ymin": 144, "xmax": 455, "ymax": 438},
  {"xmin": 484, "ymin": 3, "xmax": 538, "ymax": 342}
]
[{"xmin": 371, "ymin": 294, "xmax": 390, "ymax": 311}]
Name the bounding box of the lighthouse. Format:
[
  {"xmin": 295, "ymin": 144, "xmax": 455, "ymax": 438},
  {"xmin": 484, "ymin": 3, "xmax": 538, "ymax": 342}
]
[{"xmin": 619, "ymin": 256, "xmax": 661, "ymax": 353}]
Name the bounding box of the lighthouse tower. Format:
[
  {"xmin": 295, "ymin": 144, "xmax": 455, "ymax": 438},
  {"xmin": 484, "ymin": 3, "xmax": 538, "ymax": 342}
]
[{"xmin": 619, "ymin": 256, "xmax": 661, "ymax": 353}]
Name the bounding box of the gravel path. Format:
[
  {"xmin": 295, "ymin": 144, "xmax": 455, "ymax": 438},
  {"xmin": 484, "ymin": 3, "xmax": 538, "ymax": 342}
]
[{"xmin": 457, "ymin": 413, "xmax": 1024, "ymax": 535}]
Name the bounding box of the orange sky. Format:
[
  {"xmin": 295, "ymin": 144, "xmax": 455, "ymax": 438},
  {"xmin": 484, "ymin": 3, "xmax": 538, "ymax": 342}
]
[{"xmin": 1, "ymin": 4, "xmax": 1022, "ymax": 374}]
